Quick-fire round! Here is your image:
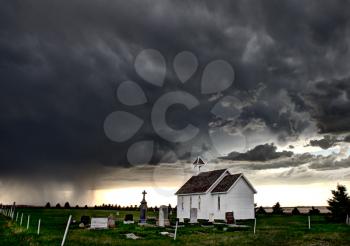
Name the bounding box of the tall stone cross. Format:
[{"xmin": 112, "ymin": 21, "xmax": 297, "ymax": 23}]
[
  {"xmin": 142, "ymin": 190, "xmax": 147, "ymax": 202},
  {"xmin": 140, "ymin": 190, "xmax": 148, "ymax": 223}
]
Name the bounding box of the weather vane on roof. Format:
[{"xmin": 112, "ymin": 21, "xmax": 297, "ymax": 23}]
[{"xmin": 193, "ymin": 156, "xmax": 205, "ymax": 173}]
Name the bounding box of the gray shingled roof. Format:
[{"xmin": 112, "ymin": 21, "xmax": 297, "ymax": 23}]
[
  {"xmin": 175, "ymin": 169, "xmax": 227, "ymax": 195},
  {"xmin": 211, "ymin": 173, "xmax": 242, "ymax": 193}
]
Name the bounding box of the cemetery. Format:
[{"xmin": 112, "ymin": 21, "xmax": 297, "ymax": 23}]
[{"xmin": 1, "ymin": 200, "xmax": 350, "ymax": 245}]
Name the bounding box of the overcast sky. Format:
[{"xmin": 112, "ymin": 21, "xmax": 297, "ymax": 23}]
[{"xmin": 1, "ymin": 0, "xmax": 350, "ymax": 207}]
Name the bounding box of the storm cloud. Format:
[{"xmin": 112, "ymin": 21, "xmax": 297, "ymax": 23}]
[
  {"xmin": 1, "ymin": 0, "xmax": 350, "ymax": 204},
  {"xmin": 221, "ymin": 143, "xmax": 293, "ymax": 161}
]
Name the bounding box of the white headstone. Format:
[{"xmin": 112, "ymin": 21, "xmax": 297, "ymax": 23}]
[
  {"xmin": 209, "ymin": 213, "xmax": 214, "ymax": 222},
  {"xmin": 90, "ymin": 218, "xmax": 108, "ymax": 229},
  {"xmin": 159, "ymin": 208, "xmax": 165, "ymax": 227},
  {"xmin": 126, "ymin": 233, "xmax": 139, "ymax": 240},
  {"xmin": 158, "ymin": 205, "xmax": 170, "ymax": 227}
]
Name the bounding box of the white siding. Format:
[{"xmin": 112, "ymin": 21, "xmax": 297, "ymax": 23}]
[
  {"xmin": 177, "ymin": 176, "xmax": 255, "ymax": 221},
  {"xmin": 220, "ymin": 177, "xmax": 255, "ymax": 220}
]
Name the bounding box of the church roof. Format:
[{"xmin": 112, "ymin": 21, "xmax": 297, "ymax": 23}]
[
  {"xmin": 175, "ymin": 169, "xmax": 227, "ymax": 195},
  {"xmin": 211, "ymin": 173, "xmax": 242, "ymax": 193},
  {"xmin": 175, "ymin": 169, "xmax": 257, "ymax": 195}
]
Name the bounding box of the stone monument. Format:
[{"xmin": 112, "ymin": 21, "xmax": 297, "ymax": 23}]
[
  {"xmin": 157, "ymin": 205, "xmax": 170, "ymax": 227},
  {"xmin": 225, "ymin": 212, "xmax": 235, "ymax": 224},
  {"xmin": 140, "ymin": 190, "xmax": 148, "ymax": 223},
  {"xmin": 108, "ymin": 214, "xmax": 116, "ymax": 228}
]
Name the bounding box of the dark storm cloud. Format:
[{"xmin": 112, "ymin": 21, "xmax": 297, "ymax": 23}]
[
  {"xmin": 306, "ymin": 134, "xmax": 350, "ymax": 149},
  {"xmin": 1, "ymin": 0, "xmax": 350, "ymax": 202},
  {"xmin": 220, "ymin": 150, "xmax": 350, "ymax": 173},
  {"xmin": 308, "ymin": 135, "xmax": 339, "ymax": 149},
  {"xmin": 303, "ymin": 77, "xmax": 350, "ymax": 133},
  {"xmin": 233, "ymin": 153, "xmax": 313, "ymax": 171},
  {"xmin": 220, "ymin": 143, "xmax": 293, "ymax": 161}
]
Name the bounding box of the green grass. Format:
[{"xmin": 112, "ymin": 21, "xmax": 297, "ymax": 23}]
[{"xmin": 1, "ymin": 208, "xmax": 350, "ymax": 245}]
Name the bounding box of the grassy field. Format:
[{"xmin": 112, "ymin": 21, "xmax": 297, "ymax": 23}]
[{"xmin": 1, "ymin": 208, "xmax": 350, "ymax": 245}]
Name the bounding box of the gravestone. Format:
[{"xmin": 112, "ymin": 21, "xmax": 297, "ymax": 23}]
[
  {"xmin": 139, "ymin": 190, "xmax": 148, "ymax": 223},
  {"xmin": 190, "ymin": 208, "xmax": 198, "ymax": 223},
  {"xmin": 225, "ymin": 212, "xmax": 235, "ymax": 224},
  {"xmin": 126, "ymin": 233, "xmax": 139, "ymax": 240},
  {"xmin": 108, "ymin": 215, "xmax": 116, "ymax": 228},
  {"xmin": 157, "ymin": 205, "xmax": 170, "ymax": 227},
  {"xmin": 80, "ymin": 215, "xmax": 91, "ymax": 226},
  {"xmin": 209, "ymin": 213, "xmax": 214, "ymax": 222},
  {"xmin": 124, "ymin": 214, "xmax": 134, "ymax": 224},
  {"xmin": 124, "ymin": 214, "xmax": 133, "ymax": 221},
  {"xmin": 90, "ymin": 217, "xmax": 108, "ymax": 229}
]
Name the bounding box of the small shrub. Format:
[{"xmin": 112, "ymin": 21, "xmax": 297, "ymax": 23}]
[
  {"xmin": 256, "ymin": 206, "xmax": 267, "ymax": 215},
  {"xmin": 291, "ymin": 207, "xmax": 301, "ymax": 215},
  {"xmin": 272, "ymin": 202, "xmax": 284, "ymax": 215},
  {"xmin": 309, "ymin": 206, "xmax": 320, "ymax": 215}
]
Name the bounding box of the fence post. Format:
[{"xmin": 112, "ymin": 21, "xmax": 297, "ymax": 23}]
[
  {"xmin": 254, "ymin": 218, "xmax": 257, "ymax": 234},
  {"xmin": 37, "ymin": 219, "xmax": 41, "ymax": 235},
  {"xmin": 308, "ymin": 215, "xmax": 311, "ymax": 229},
  {"xmin": 27, "ymin": 215, "xmax": 30, "ymax": 230},
  {"xmin": 16, "ymin": 212, "xmax": 19, "ymax": 222},
  {"xmin": 174, "ymin": 221, "xmax": 178, "ymax": 240},
  {"xmin": 61, "ymin": 215, "xmax": 72, "ymax": 246},
  {"xmin": 20, "ymin": 213, "xmax": 23, "ymax": 226}
]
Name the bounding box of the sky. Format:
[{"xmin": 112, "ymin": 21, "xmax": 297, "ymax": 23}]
[{"xmin": 1, "ymin": 0, "xmax": 350, "ymax": 207}]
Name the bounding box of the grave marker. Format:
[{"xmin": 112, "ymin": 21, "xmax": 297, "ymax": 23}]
[
  {"xmin": 209, "ymin": 213, "xmax": 214, "ymax": 222},
  {"xmin": 158, "ymin": 205, "xmax": 170, "ymax": 227},
  {"xmin": 124, "ymin": 214, "xmax": 134, "ymax": 224},
  {"xmin": 225, "ymin": 212, "xmax": 235, "ymax": 224},
  {"xmin": 80, "ymin": 215, "xmax": 91, "ymax": 226},
  {"xmin": 90, "ymin": 218, "xmax": 108, "ymax": 229},
  {"xmin": 140, "ymin": 190, "xmax": 148, "ymax": 223},
  {"xmin": 108, "ymin": 215, "xmax": 116, "ymax": 228}
]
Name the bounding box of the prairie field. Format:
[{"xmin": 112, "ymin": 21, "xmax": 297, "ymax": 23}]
[{"xmin": 1, "ymin": 208, "xmax": 350, "ymax": 245}]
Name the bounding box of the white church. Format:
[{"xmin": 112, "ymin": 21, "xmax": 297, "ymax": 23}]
[{"xmin": 175, "ymin": 158, "xmax": 257, "ymax": 222}]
